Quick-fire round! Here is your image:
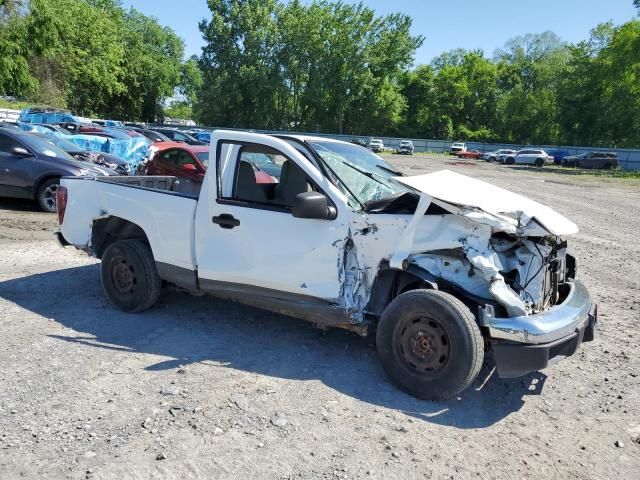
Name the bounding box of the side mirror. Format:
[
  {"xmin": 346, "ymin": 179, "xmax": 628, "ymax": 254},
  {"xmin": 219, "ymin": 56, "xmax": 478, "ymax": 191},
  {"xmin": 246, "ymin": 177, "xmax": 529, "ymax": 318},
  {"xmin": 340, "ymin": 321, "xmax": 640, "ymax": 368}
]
[
  {"xmin": 182, "ymin": 163, "xmax": 197, "ymax": 172},
  {"xmin": 12, "ymin": 147, "xmax": 33, "ymax": 157},
  {"xmin": 292, "ymin": 192, "xmax": 337, "ymax": 220}
]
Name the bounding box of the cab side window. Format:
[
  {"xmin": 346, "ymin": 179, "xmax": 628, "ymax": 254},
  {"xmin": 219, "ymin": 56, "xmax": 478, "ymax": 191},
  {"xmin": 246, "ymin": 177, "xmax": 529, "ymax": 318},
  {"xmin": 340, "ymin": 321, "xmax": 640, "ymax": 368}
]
[{"xmin": 218, "ymin": 143, "xmax": 313, "ymax": 209}]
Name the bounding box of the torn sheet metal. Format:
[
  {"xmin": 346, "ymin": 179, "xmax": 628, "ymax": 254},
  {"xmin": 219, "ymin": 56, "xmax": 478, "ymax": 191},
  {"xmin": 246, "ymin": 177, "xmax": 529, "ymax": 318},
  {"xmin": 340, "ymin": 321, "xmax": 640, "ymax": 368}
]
[
  {"xmin": 389, "ymin": 192, "xmax": 431, "ymax": 269},
  {"xmin": 394, "ymin": 170, "xmax": 578, "ymax": 236}
]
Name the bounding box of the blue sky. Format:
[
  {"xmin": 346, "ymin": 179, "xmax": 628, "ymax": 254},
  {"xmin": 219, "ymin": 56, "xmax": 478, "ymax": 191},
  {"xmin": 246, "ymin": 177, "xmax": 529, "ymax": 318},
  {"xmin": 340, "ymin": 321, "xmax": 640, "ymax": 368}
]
[{"xmin": 122, "ymin": 0, "xmax": 637, "ymax": 64}]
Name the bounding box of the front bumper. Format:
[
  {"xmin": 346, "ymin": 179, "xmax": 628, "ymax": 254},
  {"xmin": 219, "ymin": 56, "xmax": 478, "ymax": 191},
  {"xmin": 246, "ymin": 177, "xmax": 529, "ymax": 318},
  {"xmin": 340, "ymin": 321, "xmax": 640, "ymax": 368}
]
[{"xmin": 482, "ymin": 280, "xmax": 597, "ymax": 378}]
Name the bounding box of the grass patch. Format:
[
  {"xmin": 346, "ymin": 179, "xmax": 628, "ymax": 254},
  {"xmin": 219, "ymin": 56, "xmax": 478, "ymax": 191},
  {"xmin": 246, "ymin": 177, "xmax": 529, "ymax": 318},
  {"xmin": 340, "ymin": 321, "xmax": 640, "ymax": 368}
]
[
  {"xmin": 0, "ymin": 99, "xmax": 29, "ymax": 110},
  {"xmin": 541, "ymin": 164, "xmax": 640, "ymax": 180}
]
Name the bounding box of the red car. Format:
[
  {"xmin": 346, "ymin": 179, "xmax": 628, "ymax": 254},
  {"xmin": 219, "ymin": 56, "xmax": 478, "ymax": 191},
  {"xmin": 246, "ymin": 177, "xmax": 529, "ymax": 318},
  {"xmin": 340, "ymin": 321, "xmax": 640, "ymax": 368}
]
[
  {"xmin": 456, "ymin": 149, "xmax": 481, "ymax": 159},
  {"xmin": 145, "ymin": 142, "xmax": 275, "ymax": 184}
]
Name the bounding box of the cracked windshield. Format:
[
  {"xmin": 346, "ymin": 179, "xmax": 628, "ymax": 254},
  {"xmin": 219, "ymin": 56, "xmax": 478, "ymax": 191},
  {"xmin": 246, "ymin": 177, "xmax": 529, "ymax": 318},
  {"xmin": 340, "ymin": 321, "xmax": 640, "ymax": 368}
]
[{"xmin": 309, "ymin": 141, "xmax": 408, "ymax": 206}]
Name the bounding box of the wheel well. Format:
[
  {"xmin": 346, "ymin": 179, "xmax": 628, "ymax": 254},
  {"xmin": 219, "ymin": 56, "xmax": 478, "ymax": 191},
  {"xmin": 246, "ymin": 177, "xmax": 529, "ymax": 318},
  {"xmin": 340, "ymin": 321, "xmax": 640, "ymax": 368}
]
[
  {"xmin": 91, "ymin": 216, "xmax": 150, "ymax": 259},
  {"xmin": 365, "ymin": 267, "xmax": 437, "ymax": 318},
  {"xmin": 33, "ymin": 175, "xmax": 61, "ymax": 199}
]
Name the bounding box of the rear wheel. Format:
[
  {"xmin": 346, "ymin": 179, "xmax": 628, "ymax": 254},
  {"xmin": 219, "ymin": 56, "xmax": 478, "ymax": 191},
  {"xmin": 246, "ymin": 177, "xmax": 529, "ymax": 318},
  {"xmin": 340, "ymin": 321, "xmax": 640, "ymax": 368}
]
[
  {"xmin": 535, "ymin": 158, "xmax": 544, "ymax": 167},
  {"xmin": 36, "ymin": 178, "xmax": 60, "ymax": 213},
  {"xmin": 376, "ymin": 289, "xmax": 484, "ymax": 400},
  {"xmin": 101, "ymin": 239, "xmax": 161, "ymax": 312}
]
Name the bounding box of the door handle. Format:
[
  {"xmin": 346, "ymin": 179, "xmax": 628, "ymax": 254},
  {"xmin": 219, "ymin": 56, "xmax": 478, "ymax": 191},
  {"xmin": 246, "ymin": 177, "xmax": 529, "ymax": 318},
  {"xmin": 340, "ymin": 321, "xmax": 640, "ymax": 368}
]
[{"xmin": 212, "ymin": 213, "xmax": 240, "ymax": 229}]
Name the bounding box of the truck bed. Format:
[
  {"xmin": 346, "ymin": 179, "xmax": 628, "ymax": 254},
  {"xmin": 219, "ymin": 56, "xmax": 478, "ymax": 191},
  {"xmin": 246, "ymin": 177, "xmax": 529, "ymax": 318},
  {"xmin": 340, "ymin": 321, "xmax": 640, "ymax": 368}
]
[
  {"xmin": 60, "ymin": 175, "xmax": 200, "ymax": 273},
  {"xmin": 98, "ymin": 175, "xmax": 202, "ymax": 198}
]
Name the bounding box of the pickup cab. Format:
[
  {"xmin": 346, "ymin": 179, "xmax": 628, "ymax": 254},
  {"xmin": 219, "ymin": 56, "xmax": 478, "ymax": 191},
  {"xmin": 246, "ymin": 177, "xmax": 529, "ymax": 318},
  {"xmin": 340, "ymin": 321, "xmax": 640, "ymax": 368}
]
[{"xmin": 56, "ymin": 130, "xmax": 597, "ymax": 400}]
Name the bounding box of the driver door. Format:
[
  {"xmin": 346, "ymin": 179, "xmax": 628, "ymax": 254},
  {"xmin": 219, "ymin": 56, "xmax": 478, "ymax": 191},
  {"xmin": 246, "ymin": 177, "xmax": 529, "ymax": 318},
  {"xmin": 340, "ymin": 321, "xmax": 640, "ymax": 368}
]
[
  {"xmin": 194, "ymin": 131, "xmax": 350, "ymax": 304},
  {"xmin": 0, "ymin": 133, "xmax": 31, "ymax": 198}
]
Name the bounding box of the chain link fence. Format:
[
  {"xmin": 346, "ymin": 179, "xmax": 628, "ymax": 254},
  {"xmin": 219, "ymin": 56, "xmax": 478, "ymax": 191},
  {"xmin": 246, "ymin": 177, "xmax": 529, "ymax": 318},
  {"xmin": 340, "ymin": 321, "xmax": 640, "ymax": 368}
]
[{"xmin": 163, "ymin": 124, "xmax": 640, "ymax": 170}]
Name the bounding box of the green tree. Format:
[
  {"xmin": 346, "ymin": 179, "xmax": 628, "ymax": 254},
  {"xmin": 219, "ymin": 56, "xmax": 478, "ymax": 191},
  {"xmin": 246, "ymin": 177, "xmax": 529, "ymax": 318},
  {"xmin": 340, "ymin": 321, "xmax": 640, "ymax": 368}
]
[
  {"xmin": 196, "ymin": 0, "xmax": 421, "ymax": 134},
  {"xmin": 105, "ymin": 7, "xmax": 184, "ymax": 121},
  {"xmin": 493, "ymin": 32, "xmax": 568, "ymax": 144}
]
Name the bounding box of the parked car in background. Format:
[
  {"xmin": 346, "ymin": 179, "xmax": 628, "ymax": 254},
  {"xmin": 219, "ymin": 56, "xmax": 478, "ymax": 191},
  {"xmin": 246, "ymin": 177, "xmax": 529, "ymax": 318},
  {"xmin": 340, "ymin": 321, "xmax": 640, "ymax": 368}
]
[
  {"xmin": 0, "ymin": 121, "xmax": 20, "ymax": 130},
  {"xmin": 395, "ymin": 140, "xmax": 414, "ymax": 155},
  {"xmin": 193, "ymin": 131, "xmax": 211, "ymax": 143},
  {"xmin": 369, "ymin": 138, "xmax": 384, "ymax": 152},
  {"xmin": 78, "ymin": 126, "xmax": 139, "ymax": 140},
  {"xmin": 149, "ymin": 128, "xmax": 206, "ymax": 146},
  {"xmin": 0, "ymin": 127, "xmax": 115, "ymax": 212},
  {"xmin": 449, "ymin": 142, "xmax": 466, "ymax": 154},
  {"xmin": 505, "ymin": 149, "xmax": 553, "ymax": 167},
  {"xmin": 52, "ymin": 122, "xmax": 91, "ymax": 134},
  {"xmin": 35, "ymin": 134, "xmax": 131, "ymax": 176},
  {"xmin": 127, "ymin": 127, "xmax": 171, "ymax": 143},
  {"xmin": 351, "ymin": 138, "xmax": 368, "ymax": 148},
  {"xmin": 562, "ymin": 152, "xmax": 619, "ymax": 169},
  {"xmin": 27, "ymin": 123, "xmax": 72, "ymax": 135},
  {"xmin": 239, "ymin": 148, "xmax": 285, "ymax": 179},
  {"xmin": 486, "ymin": 149, "xmax": 517, "ymax": 162},
  {"xmin": 546, "ymin": 149, "xmax": 572, "ymax": 164},
  {"xmin": 145, "ymin": 142, "xmax": 275, "ymax": 184},
  {"xmin": 456, "ymin": 149, "xmax": 481, "ymax": 159},
  {"xmin": 145, "ymin": 143, "xmax": 209, "ymax": 181}
]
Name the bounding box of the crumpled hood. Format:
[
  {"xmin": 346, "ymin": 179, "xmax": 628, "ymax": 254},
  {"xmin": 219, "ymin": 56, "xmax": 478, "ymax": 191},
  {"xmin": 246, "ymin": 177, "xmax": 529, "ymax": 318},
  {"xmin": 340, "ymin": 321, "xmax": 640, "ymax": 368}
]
[{"xmin": 394, "ymin": 170, "xmax": 578, "ymax": 236}]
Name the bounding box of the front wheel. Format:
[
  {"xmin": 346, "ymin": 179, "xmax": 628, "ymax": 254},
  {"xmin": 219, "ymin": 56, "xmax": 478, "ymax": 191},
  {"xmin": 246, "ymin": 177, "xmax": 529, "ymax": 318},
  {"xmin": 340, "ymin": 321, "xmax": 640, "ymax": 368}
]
[
  {"xmin": 505, "ymin": 157, "xmax": 515, "ymax": 165},
  {"xmin": 36, "ymin": 178, "xmax": 60, "ymax": 213},
  {"xmin": 101, "ymin": 239, "xmax": 161, "ymax": 312},
  {"xmin": 376, "ymin": 289, "xmax": 484, "ymax": 400}
]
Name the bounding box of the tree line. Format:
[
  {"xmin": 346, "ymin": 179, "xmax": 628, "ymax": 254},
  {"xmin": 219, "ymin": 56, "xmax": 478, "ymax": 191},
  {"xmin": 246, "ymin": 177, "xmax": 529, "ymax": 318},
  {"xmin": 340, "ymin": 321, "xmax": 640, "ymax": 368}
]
[
  {"xmin": 0, "ymin": 0, "xmax": 200, "ymax": 122},
  {"xmin": 195, "ymin": 0, "xmax": 640, "ymax": 148},
  {"xmin": 2, "ymin": 0, "xmax": 639, "ymax": 148}
]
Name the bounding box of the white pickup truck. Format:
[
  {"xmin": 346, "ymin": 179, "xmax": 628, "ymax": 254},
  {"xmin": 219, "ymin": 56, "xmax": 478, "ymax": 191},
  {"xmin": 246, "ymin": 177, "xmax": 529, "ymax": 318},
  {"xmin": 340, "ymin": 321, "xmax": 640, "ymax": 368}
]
[{"xmin": 56, "ymin": 130, "xmax": 597, "ymax": 400}]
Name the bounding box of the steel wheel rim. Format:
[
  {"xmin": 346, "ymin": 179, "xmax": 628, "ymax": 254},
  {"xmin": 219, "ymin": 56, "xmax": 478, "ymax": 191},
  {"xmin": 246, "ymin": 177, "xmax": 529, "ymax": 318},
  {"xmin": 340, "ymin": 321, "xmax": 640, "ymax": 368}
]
[
  {"xmin": 112, "ymin": 256, "xmax": 137, "ymax": 294},
  {"xmin": 42, "ymin": 184, "xmax": 58, "ymax": 211},
  {"xmin": 397, "ymin": 317, "xmax": 450, "ymax": 374}
]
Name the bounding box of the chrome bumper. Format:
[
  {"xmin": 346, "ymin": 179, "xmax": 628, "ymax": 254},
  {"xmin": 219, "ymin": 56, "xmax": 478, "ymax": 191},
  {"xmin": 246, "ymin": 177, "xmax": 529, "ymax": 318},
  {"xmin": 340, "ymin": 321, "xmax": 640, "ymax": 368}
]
[{"xmin": 486, "ymin": 280, "xmax": 593, "ymax": 344}]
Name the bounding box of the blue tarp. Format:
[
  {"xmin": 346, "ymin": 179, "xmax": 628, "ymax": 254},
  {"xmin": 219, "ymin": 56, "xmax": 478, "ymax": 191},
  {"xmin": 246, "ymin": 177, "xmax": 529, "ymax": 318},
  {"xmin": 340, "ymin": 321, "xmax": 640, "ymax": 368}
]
[
  {"xmin": 19, "ymin": 108, "xmax": 78, "ymax": 124},
  {"xmin": 18, "ymin": 122, "xmax": 151, "ymax": 167}
]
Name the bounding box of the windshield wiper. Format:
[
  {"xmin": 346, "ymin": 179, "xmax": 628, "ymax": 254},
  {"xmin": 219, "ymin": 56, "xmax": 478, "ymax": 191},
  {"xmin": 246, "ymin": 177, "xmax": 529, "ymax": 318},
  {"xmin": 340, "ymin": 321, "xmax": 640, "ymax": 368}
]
[
  {"xmin": 376, "ymin": 164, "xmax": 403, "ymax": 176},
  {"xmin": 341, "ymin": 159, "xmax": 391, "ymax": 188}
]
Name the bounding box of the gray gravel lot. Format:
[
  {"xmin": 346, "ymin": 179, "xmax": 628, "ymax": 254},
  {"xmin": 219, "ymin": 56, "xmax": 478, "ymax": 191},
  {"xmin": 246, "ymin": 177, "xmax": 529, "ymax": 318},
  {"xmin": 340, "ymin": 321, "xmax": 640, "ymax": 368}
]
[{"xmin": 1, "ymin": 155, "xmax": 639, "ymax": 479}]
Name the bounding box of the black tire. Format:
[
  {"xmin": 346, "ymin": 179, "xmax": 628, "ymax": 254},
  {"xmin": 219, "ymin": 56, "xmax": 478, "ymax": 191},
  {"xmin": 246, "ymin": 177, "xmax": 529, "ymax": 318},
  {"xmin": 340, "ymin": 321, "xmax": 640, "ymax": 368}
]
[
  {"xmin": 376, "ymin": 289, "xmax": 484, "ymax": 400},
  {"xmin": 100, "ymin": 239, "xmax": 161, "ymax": 312},
  {"xmin": 489, "ymin": 156, "xmax": 496, "ymax": 162},
  {"xmin": 36, "ymin": 178, "xmax": 60, "ymax": 213},
  {"xmin": 505, "ymin": 157, "xmax": 515, "ymax": 165},
  {"xmin": 535, "ymin": 158, "xmax": 544, "ymax": 167}
]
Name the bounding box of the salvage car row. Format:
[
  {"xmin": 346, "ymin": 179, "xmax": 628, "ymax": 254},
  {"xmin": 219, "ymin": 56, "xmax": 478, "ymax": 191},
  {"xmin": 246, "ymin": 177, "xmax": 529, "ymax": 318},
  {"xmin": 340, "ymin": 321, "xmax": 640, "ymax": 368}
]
[
  {"xmin": 452, "ymin": 143, "xmax": 620, "ymax": 169},
  {"xmin": 0, "ymin": 110, "xmax": 221, "ymax": 212}
]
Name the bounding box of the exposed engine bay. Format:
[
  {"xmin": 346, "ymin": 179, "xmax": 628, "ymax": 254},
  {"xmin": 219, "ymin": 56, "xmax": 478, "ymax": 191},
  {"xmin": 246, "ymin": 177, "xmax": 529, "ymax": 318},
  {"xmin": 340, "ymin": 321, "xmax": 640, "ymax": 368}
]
[
  {"xmin": 410, "ymin": 234, "xmax": 573, "ymax": 317},
  {"xmin": 368, "ymin": 170, "xmax": 583, "ymax": 319}
]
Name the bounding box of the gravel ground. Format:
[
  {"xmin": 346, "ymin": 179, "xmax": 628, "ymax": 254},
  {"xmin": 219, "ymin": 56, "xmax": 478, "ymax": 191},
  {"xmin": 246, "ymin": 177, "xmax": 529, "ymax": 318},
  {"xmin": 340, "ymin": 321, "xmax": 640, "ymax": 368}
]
[{"xmin": 0, "ymin": 155, "xmax": 639, "ymax": 480}]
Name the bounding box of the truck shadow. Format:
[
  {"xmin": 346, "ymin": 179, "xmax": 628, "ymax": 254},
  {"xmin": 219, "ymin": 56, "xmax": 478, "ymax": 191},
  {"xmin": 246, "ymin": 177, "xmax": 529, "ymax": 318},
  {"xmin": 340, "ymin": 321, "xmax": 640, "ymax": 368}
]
[{"xmin": 0, "ymin": 264, "xmax": 547, "ymax": 429}]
